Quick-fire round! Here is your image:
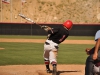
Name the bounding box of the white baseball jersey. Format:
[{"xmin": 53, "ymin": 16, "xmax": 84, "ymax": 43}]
[{"xmin": 95, "ymin": 30, "xmax": 100, "ymax": 41}]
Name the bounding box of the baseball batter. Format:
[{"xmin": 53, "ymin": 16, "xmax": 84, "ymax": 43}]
[
  {"xmin": 41, "ymin": 20, "xmax": 73, "ymax": 74},
  {"xmin": 85, "ymin": 30, "xmax": 100, "ymax": 75}
]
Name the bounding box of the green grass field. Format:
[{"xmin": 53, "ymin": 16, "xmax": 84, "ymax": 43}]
[{"xmin": 0, "ymin": 35, "xmax": 94, "ymax": 65}]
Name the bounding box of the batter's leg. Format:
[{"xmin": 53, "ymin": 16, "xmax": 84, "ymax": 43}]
[
  {"xmin": 49, "ymin": 50, "xmax": 58, "ymax": 75},
  {"xmin": 49, "ymin": 50, "xmax": 58, "ymax": 65},
  {"xmin": 43, "ymin": 50, "xmax": 52, "ymax": 73}
]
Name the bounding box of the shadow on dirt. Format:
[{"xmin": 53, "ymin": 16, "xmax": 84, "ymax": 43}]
[
  {"xmin": 37, "ymin": 70, "xmax": 81, "ymax": 75},
  {"xmin": 57, "ymin": 70, "xmax": 81, "ymax": 75}
]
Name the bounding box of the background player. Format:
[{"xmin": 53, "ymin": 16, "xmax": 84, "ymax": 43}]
[
  {"xmin": 85, "ymin": 30, "xmax": 100, "ymax": 75},
  {"xmin": 41, "ymin": 20, "xmax": 73, "ymax": 74}
]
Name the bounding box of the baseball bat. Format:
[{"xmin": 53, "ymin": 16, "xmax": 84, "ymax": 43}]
[{"xmin": 18, "ymin": 13, "xmax": 42, "ymax": 27}]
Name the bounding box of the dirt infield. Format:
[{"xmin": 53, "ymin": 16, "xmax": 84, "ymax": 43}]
[
  {"xmin": 0, "ymin": 38, "xmax": 95, "ymax": 75},
  {"xmin": 0, "ymin": 65, "xmax": 85, "ymax": 75},
  {"xmin": 0, "ymin": 38, "xmax": 95, "ymax": 44},
  {"xmin": 0, "ymin": 48, "xmax": 5, "ymax": 50}
]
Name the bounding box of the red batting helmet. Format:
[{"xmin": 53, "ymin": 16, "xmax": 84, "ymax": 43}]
[{"xmin": 63, "ymin": 20, "xmax": 73, "ymax": 30}]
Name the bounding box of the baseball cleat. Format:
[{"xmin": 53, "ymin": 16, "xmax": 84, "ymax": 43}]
[
  {"xmin": 46, "ymin": 69, "xmax": 52, "ymax": 73},
  {"xmin": 52, "ymin": 65, "xmax": 57, "ymax": 75}
]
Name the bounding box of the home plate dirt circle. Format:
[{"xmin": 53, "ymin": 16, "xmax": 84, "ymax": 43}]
[{"xmin": 0, "ymin": 65, "xmax": 85, "ymax": 75}]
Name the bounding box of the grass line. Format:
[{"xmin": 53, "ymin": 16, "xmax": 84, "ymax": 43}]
[{"xmin": 0, "ymin": 35, "xmax": 94, "ymax": 40}]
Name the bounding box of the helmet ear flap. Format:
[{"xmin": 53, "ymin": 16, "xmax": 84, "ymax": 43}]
[{"xmin": 63, "ymin": 20, "xmax": 73, "ymax": 30}]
